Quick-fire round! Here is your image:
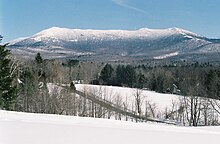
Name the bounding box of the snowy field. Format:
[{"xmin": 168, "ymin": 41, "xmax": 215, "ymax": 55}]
[
  {"xmin": 1, "ymin": 85, "xmax": 220, "ymax": 144},
  {"xmin": 47, "ymin": 84, "xmax": 220, "ymax": 125},
  {"xmin": 75, "ymin": 84, "xmax": 180, "ymax": 115},
  {"xmin": 1, "ymin": 110, "xmax": 220, "ymax": 144}
]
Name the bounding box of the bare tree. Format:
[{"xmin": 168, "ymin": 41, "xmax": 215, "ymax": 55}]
[
  {"xmin": 133, "ymin": 88, "xmax": 143, "ymax": 116},
  {"xmin": 145, "ymin": 100, "xmax": 157, "ymax": 118}
]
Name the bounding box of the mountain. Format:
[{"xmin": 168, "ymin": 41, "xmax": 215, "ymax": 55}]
[{"xmin": 8, "ymin": 27, "xmax": 220, "ymax": 61}]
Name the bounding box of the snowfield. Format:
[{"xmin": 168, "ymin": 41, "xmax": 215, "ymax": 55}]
[
  {"xmin": 75, "ymin": 84, "xmax": 180, "ymax": 115},
  {"xmin": 1, "ymin": 110, "xmax": 220, "ymax": 144},
  {"xmin": 1, "ymin": 84, "xmax": 220, "ymax": 144}
]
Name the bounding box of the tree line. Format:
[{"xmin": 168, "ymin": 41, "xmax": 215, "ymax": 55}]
[{"xmin": 94, "ymin": 62, "xmax": 220, "ymax": 99}]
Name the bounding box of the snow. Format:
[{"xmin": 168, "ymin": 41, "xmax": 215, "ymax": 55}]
[
  {"xmin": 75, "ymin": 84, "xmax": 180, "ymax": 114},
  {"xmin": 9, "ymin": 27, "xmax": 212, "ymax": 60},
  {"xmin": 1, "ymin": 84, "xmax": 220, "ymax": 143},
  {"xmin": 11, "ymin": 26, "xmax": 200, "ymax": 44},
  {"xmin": 8, "ymin": 37, "xmax": 28, "ymax": 45},
  {"xmin": 154, "ymin": 52, "xmax": 179, "ymax": 59},
  {"xmin": 17, "ymin": 79, "xmax": 23, "ymax": 84},
  {"xmin": 1, "ymin": 110, "xmax": 220, "ymax": 144}
]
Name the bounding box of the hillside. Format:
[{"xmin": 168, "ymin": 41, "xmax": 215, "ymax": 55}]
[
  {"xmin": 46, "ymin": 84, "xmax": 220, "ymax": 126},
  {"xmin": 75, "ymin": 84, "xmax": 179, "ymax": 114},
  {"xmin": 8, "ymin": 27, "xmax": 220, "ymax": 61},
  {"xmin": 1, "ymin": 110, "xmax": 220, "ymax": 144},
  {"xmin": 1, "ymin": 84, "xmax": 220, "ymax": 143}
]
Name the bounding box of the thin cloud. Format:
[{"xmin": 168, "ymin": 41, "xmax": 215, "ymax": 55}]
[{"xmin": 112, "ymin": 0, "xmax": 147, "ymax": 15}]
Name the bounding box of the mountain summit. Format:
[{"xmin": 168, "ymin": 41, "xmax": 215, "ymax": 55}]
[{"xmin": 8, "ymin": 27, "xmax": 220, "ymax": 61}]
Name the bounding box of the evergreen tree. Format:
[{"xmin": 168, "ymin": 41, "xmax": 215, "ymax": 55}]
[
  {"xmin": 115, "ymin": 65, "xmax": 137, "ymax": 87},
  {"xmin": 0, "ymin": 36, "xmax": 16, "ymax": 110},
  {"xmin": 35, "ymin": 52, "xmax": 43, "ymax": 64},
  {"xmin": 205, "ymin": 70, "xmax": 220, "ymax": 98},
  {"xmin": 99, "ymin": 64, "xmax": 114, "ymax": 85},
  {"xmin": 124, "ymin": 65, "xmax": 137, "ymax": 87},
  {"xmin": 115, "ymin": 65, "xmax": 125, "ymax": 86},
  {"xmin": 137, "ymin": 73, "xmax": 146, "ymax": 88},
  {"xmin": 156, "ymin": 75, "xmax": 164, "ymax": 93},
  {"xmin": 34, "ymin": 52, "xmax": 46, "ymax": 81},
  {"xmin": 150, "ymin": 74, "xmax": 157, "ymax": 91}
]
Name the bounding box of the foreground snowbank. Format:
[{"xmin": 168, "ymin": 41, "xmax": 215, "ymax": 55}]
[{"xmin": 0, "ymin": 110, "xmax": 220, "ymax": 144}]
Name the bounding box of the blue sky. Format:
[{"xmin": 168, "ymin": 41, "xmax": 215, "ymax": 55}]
[{"xmin": 0, "ymin": 0, "xmax": 220, "ymax": 42}]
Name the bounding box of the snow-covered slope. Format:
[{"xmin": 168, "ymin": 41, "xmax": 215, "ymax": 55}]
[
  {"xmin": 8, "ymin": 27, "xmax": 220, "ymax": 60},
  {"xmin": 1, "ymin": 110, "xmax": 220, "ymax": 144},
  {"xmin": 75, "ymin": 84, "xmax": 179, "ymax": 114},
  {"xmin": 13, "ymin": 27, "xmax": 200, "ymax": 42}
]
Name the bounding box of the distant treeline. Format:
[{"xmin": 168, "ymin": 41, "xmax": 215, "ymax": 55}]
[{"xmin": 93, "ymin": 62, "xmax": 220, "ymax": 99}]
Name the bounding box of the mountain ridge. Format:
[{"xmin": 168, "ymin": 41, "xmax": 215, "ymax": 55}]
[
  {"xmin": 9, "ymin": 26, "xmax": 201, "ymax": 44},
  {"xmin": 8, "ymin": 27, "xmax": 220, "ymax": 61}
]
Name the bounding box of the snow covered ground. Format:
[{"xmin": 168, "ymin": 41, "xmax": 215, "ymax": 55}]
[
  {"xmin": 75, "ymin": 84, "xmax": 180, "ymax": 115},
  {"xmin": 1, "ymin": 110, "xmax": 220, "ymax": 144},
  {"xmin": 1, "ymin": 84, "xmax": 220, "ymax": 144}
]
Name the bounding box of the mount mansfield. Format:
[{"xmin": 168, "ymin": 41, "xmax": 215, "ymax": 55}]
[{"xmin": 8, "ymin": 27, "xmax": 220, "ymax": 61}]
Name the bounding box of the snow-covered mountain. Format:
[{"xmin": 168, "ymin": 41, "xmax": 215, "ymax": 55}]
[{"xmin": 8, "ymin": 27, "xmax": 220, "ymax": 61}]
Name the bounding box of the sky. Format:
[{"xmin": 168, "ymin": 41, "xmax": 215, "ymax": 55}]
[{"xmin": 0, "ymin": 0, "xmax": 220, "ymax": 42}]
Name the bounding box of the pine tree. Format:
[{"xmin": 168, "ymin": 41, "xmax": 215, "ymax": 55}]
[
  {"xmin": 124, "ymin": 65, "xmax": 137, "ymax": 88},
  {"xmin": 35, "ymin": 52, "xmax": 43, "ymax": 64},
  {"xmin": 115, "ymin": 65, "xmax": 125, "ymax": 86},
  {"xmin": 0, "ymin": 36, "xmax": 16, "ymax": 110},
  {"xmin": 137, "ymin": 73, "xmax": 146, "ymax": 88},
  {"xmin": 99, "ymin": 64, "xmax": 114, "ymax": 85}
]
